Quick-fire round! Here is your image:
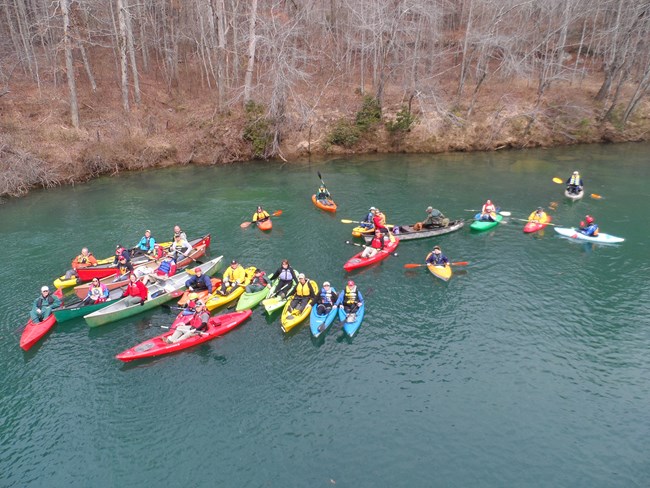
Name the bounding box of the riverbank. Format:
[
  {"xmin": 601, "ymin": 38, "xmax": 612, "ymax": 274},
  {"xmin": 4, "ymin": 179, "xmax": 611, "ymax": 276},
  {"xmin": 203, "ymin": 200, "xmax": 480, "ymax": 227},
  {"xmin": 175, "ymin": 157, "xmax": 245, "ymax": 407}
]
[{"xmin": 1, "ymin": 77, "xmax": 649, "ymax": 200}]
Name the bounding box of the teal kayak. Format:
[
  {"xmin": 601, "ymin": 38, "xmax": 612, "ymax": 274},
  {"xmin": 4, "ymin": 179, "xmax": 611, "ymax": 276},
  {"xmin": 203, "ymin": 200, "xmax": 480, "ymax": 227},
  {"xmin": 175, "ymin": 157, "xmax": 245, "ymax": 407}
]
[
  {"xmin": 236, "ymin": 280, "xmax": 275, "ymax": 311},
  {"xmin": 310, "ymin": 305, "xmax": 338, "ymax": 337},
  {"xmin": 470, "ymin": 214, "xmax": 503, "ymax": 231},
  {"xmin": 339, "ymin": 302, "xmax": 365, "ymax": 337}
]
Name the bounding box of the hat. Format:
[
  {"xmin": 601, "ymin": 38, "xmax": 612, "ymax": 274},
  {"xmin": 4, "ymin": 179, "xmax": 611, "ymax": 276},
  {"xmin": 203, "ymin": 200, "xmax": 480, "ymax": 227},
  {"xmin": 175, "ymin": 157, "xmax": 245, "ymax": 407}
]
[
  {"xmin": 119, "ymin": 255, "xmax": 127, "ymax": 261},
  {"xmin": 369, "ymin": 206, "xmax": 377, "ymax": 211},
  {"xmin": 433, "ymin": 246, "xmax": 441, "ymax": 251},
  {"xmin": 573, "ymin": 171, "xmax": 579, "ymax": 174},
  {"xmin": 188, "ymin": 300, "xmax": 197, "ymax": 309},
  {"xmin": 145, "ymin": 229, "xmax": 151, "ymax": 233},
  {"xmin": 194, "ymin": 267, "xmax": 202, "ymax": 273},
  {"xmin": 298, "ymin": 273, "xmax": 305, "ymax": 279},
  {"xmin": 537, "ymin": 207, "xmax": 543, "ymax": 211},
  {"xmin": 195, "ymin": 300, "xmax": 204, "ymax": 308},
  {"xmin": 426, "ymin": 206, "xmax": 433, "ymax": 212},
  {"xmin": 231, "ymin": 259, "xmax": 238, "ymax": 265},
  {"xmin": 323, "ymin": 281, "xmax": 331, "ymax": 286},
  {"xmin": 41, "ymin": 285, "xmax": 49, "ymax": 292},
  {"xmin": 347, "ymin": 280, "xmax": 355, "ymax": 287},
  {"xmin": 188, "ymin": 292, "xmax": 199, "ymax": 300}
]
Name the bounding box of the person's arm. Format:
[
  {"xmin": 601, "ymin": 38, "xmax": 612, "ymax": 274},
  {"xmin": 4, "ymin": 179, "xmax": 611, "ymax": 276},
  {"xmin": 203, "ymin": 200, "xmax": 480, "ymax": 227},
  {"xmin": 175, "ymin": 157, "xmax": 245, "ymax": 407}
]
[
  {"xmin": 138, "ymin": 282, "xmax": 148, "ymax": 301},
  {"xmin": 185, "ymin": 276, "xmax": 196, "ymax": 289},
  {"xmin": 356, "ymin": 290, "xmax": 364, "ymax": 304},
  {"xmin": 204, "ymin": 276, "xmax": 213, "ymax": 293},
  {"xmin": 334, "ymin": 293, "xmax": 343, "ymax": 306}
]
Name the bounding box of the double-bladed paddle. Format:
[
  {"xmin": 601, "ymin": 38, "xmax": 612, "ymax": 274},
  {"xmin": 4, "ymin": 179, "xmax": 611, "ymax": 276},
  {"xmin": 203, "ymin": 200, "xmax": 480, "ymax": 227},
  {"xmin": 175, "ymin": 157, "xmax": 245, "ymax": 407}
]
[
  {"xmin": 403, "ymin": 261, "xmax": 468, "ymax": 268},
  {"xmin": 344, "ymin": 240, "xmax": 398, "ymax": 257},
  {"xmin": 240, "ymin": 210, "xmax": 283, "ymax": 228}
]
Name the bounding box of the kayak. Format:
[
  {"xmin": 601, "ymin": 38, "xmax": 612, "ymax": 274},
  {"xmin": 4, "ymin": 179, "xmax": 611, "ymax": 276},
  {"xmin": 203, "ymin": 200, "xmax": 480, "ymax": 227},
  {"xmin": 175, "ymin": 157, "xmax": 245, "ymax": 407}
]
[
  {"xmin": 339, "ymin": 302, "xmax": 365, "ymax": 337},
  {"xmin": 19, "ymin": 289, "xmax": 64, "ymax": 351},
  {"xmin": 84, "ymin": 255, "xmax": 223, "ymax": 327},
  {"xmin": 115, "ymin": 310, "xmax": 252, "ymax": 362},
  {"xmin": 470, "ymin": 214, "xmax": 503, "ymax": 231},
  {"xmin": 73, "ymin": 236, "xmax": 210, "ymax": 300},
  {"xmin": 177, "ymin": 278, "xmax": 221, "ymax": 306},
  {"xmin": 256, "ymin": 219, "xmax": 272, "ymax": 231},
  {"xmin": 364, "ymin": 220, "xmax": 464, "ymax": 243},
  {"xmin": 77, "ymin": 235, "xmax": 211, "ymax": 282},
  {"xmin": 53, "ymin": 276, "xmax": 79, "ymax": 290},
  {"xmin": 236, "ymin": 279, "xmax": 275, "ymax": 311},
  {"xmin": 565, "ymin": 188, "xmax": 584, "ymax": 200},
  {"xmin": 280, "ymin": 297, "xmax": 312, "ymax": 333},
  {"xmin": 204, "ymin": 266, "xmax": 256, "ymax": 311},
  {"xmin": 343, "ymin": 238, "xmax": 399, "ymax": 272},
  {"xmin": 523, "ymin": 215, "xmax": 553, "ymax": 233},
  {"xmin": 311, "ymin": 194, "xmax": 337, "ymax": 213},
  {"xmin": 262, "ymin": 274, "xmax": 298, "ymax": 314},
  {"xmin": 53, "ymin": 288, "xmax": 123, "ymax": 322},
  {"xmin": 554, "ymin": 227, "xmax": 625, "ymax": 244},
  {"xmin": 309, "ymin": 305, "xmax": 338, "ymax": 337},
  {"xmin": 428, "ymin": 264, "xmax": 452, "ymax": 281}
]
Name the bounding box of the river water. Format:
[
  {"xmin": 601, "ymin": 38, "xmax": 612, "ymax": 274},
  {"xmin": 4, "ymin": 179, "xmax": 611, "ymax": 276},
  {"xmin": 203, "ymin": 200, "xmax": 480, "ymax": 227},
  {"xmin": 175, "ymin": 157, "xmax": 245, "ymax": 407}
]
[{"xmin": 1, "ymin": 143, "xmax": 649, "ymax": 487}]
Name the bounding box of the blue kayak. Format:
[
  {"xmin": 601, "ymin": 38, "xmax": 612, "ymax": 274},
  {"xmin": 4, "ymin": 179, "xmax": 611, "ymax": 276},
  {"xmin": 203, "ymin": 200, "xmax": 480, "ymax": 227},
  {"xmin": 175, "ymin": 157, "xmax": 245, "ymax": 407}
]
[
  {"xmin": 310, "ymin": 306, "xmax": 338, "ymax": 338},
  {"xmin": 339, "ymin": 302, "xmax": 366, "ymax": 337}
]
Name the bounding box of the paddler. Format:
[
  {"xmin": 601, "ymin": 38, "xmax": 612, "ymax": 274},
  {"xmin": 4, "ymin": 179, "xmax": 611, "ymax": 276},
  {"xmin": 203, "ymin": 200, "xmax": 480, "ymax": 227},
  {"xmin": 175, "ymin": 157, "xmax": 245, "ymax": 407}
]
[
  {"xmin": 113, "ymin": 245, "xmax": 131, "ymax": 265},
  {"xmin": 287, "ymin": 273, "xmax": 318, "ymax": 315},
  {"xmin": 316, "ymin": 186, "xmax": 331, "ymax": 201},
  {"xmin": 121, "ymin": 273, "xmax": 148, "ymax": 306},
  {"xmin": 64, "ymin": 247, "xmax": 98, "ymax": 280},
  {"xmin": 316, "ymin": 281, "xmax": 338, "ymax": 316},
  {"xmin": 168, "ymin": 233, "xmax": 192, "ymax": 262},
  {"xmin": 579, "ymin": 215, "xmax": 599, "ymax": 236},
  {"xmin": 113, "ymin": 255, "xmax": 134, "ymax": 282},
  {"xmin": 335, "ymin": 280, "xmax": 364, "ymax": 320},
  {"xmin": 252, "ymin": 206, "xmax": 270, "ymax": 223},
  {"xmin": 134, "ymin": 229, "xmax": 156, "ymax": 255},
  {"xmin": 476, "ymin": 199, "xmax": 497, "ymax": 221},
  {"xmin": 81, "ymin": 278, "xmax": 110, "ymax": 305},
  {"xmin": 140, "ymin": 255, "xmax": 177, "ymax": 286},
  {"xmin": 359, "ymin": 207, "xmax": 376, "ymax": 229},
  {"xmin": 245, "ymin": 269, "xmax": 268, "ymax": 293},
  {"xmin": 173, "ymin": 225, "xmax": 187, "ymax": 242},
  {"xmin": 422, "ymin": 206, "xmax": 450, "ymax": 228},
  {"xmin": 269, "ymin": 259, "xmax": 298, "ymax": 298},
  {"xmin": 426, "ymin": 246, "xmax": 450, "ymax": 267},
  {"xmin": 372, "ymin": 208, "xmax": 389, "ymax": 235},
  {"xmin": 528, "ymin": 207, "xmax": 547, "ymax": 223},
  {"xmin": 361, "ymin": 229, "xmax": 386, "ymax": 259},
  {"xmin": 217, "ymin": 259, "xmax": 246, "ymax": 295},
  {"xmin": 30, "ymin": 285, "xmax": 62, "ymax": 323},
  {"xmin": 163, "ymin": 300, "xmax": 210, "ymax": 344},
  {"xmin": 566, "ymin": 171, "xmax": 583, "ymax": 195},
  {"xmin": 185, "ymin": 266, "xmax": 212, "ymax": 293}
]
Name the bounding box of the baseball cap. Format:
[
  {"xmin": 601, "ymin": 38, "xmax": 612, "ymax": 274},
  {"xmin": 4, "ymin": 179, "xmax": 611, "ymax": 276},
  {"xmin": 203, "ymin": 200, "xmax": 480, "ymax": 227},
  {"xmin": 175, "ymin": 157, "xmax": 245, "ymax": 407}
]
[
  {"xmin": 231, "ymin": 259, "xmax": 238, "ymax": 265},
  {"xmin": 347, "ymin": 280, "xmax": 355, "ymax": 287},
  {"xmin": 298, "ymin": 273, "xmax": 305, "ymax": 279},
  {"xmin": 41, "ymin": 285, "xmax": 49, "ymax": 292},
  {"xmin": 323, "ymin": 281, "xmax": 330, "ymax": 287},
  {"xmin": 369, "ymin": 206, "xmax": 377, "ymax": 211},
  {"xmin": 426, "ymin": 206, "xmax": 433, "ymax": 212}
]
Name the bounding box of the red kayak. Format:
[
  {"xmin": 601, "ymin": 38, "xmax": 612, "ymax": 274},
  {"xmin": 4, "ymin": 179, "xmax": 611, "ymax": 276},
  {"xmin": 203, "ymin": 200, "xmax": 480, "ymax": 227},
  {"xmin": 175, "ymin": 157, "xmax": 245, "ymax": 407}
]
[
  {"xmin": 115, "ymin": 309, "xmax": 252, "ymax": 362},
  {"xmin": 523, "ymin": 215, "xmax": 553, "ymax": 233},
  {"xmin": 20, "ymin": 289, "xmax": 64, "ymax": 351},
  {"xmin": 343, "ymin": 238, "xmax": 399, "ymax": 271}
]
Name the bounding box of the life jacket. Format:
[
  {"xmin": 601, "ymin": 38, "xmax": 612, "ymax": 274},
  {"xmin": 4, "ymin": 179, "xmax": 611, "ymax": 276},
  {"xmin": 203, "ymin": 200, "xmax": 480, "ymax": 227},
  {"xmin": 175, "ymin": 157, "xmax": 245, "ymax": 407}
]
[
  {"xmin": 428, "ymin": 253, "xmax": 446, "ymax": 265},
  {"xmin": 320, "ymin": 287, "xmax": 336, "ymax": 304},
  {"xmin": 251, "ymin": 271, "xmax": 267, "ymax": 287},
  {"xmin": 344, "ymin": 286, "xmax": 358, "ymax": 304},
  {"xmin": 254, "ymin": 211, "xmax": 270, "ymax": 221},
  {"xmin": 141, "ymin": 236, "xmax": 152, "ymax": 250},
  {"xmin": 36, "ymin": 295, "xmax": 55, "ymax": 308},
  {"xmin": 295, "ymin": 280, "xmax": 316, "ymax": 297},
  {"xmin": 157, "ymin": 259, "xmax": 174, "ymax": 276},
  {"xmin": 76, "ymin": 253, "xmax": 93, "ymax": 264},
  {"xmin": 482, "ymin": 203, "xmax": 496, "ymax": 214},
  {"xmin": 153, "ymin": 245, "xmax": 164, "ymax": 259},
  {"xmin": 570, "ymin": 174, "xmax": 581, "ymax": 185},
  {"xmin": 370, "ymin": 236, "xmax": 384, "ymax": 249},
  {"xmin": 118, "ymin": 263, "xmax": 132, "ymax": 276},
  {"xmin": 278, "ymin": 267, "xmax": 294, "ymax": 281},
  {"xmin": 89, "ymin": 284, "xmax": 107, "ymax": 302},
  {"xmin": 189, "ymin": 311, "xmax": 210, "ymax": 331}
]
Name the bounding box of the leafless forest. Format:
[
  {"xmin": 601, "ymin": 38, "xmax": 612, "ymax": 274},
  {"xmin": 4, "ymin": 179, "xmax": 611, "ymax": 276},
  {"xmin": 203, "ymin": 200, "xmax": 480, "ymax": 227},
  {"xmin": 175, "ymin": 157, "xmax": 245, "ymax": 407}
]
[{"xmin": 1, "ymin": 0, "xmax": 649, "ymax": 197}]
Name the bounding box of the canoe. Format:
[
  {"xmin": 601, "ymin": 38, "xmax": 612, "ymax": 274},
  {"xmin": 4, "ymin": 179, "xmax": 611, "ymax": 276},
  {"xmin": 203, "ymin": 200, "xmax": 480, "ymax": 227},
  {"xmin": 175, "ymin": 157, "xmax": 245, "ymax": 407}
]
[
  {"xmin": 565, "ymin": 188, "xmax": 584, "ymax": 200},
  {"xmin": 427, "ymin": 263, "xmax": 452, "ymax": 282},
  {"xmin": 53, "ymin": 288, "xmax": 124, "ymax": 322},
  {"xmin": 205, "ymin": 266, "xmax": 256, "ymax": 311},
  {"xmin": 309, "ymin": 306, "xmax": 338, "ymax": 337},
  {"xmin": 364, "ymin": 220, "xmax": 464, "ymax": 243},
  {"xmin": 73, "ymin": 235, "xmax": 211, "ymax": 299},
  {"xmin": 262, "ymin": 274, "xmax": 299, "ymax": 314},
  {"xmin": 280, "ymin": 297, "xmax": 312, "ymax": 333},
  {"xmin": 339, "ymin": 302, "xmax": 365, "ymax": 337},
  {"xmin": 236, "ymin": 279, "xmax": 275, "ymax": 311},
  {"xmin": 470, "ymin": 214, "xmax": 503, "ymax": 231},
  {"xmin": 523, "ymin": 215, "xmax": 552, "ymax": 233},
  {"xmin": 554, "ymin": 227, "xmax": 624, "ymax": 244},
  {"xmin": 19, "ymin": 289, "xmax": 64, "ymax": 351},
  {"xmin": 257, "ymin": 219, "xmax": 272, "ymax": 231},
  {"xmin": 311, "ymin": 194, "xmax": 337, "ymax": 213},
  {"xmin": 77, "ymin": 235, "xmax": 211, "ymax": 282},
  {"xmin": 115, "ymin": 310, "xmax": 252, "ymax": 362},
  {"xmin": 84, "ymin": 255, "xmax": 223, "ymax": 327},
  {"xmin": 343, "ymin": 238, "xmax": 399, "ymax": 271}
]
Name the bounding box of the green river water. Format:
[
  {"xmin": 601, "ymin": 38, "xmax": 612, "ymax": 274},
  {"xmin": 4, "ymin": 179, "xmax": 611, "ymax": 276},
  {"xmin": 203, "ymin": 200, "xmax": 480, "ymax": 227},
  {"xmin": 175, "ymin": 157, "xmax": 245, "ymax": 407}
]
[{"xmin": 1, "ymin": 143, "xmax": 649, "ymax": 487}]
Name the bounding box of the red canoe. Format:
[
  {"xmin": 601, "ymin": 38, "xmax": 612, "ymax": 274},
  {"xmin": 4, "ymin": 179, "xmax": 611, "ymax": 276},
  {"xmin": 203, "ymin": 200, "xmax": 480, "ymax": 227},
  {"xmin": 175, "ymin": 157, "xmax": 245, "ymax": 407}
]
[
  {"xmin": 523, "ymin": 216, "xmax": 553, "ymax": 233},
  {"xmin": 311, "ymin": 194, "xmax": 337, "ymax": 213},
  {"xmin": 115, "ymin": 309, "xmax": 252, "ymax": 362},
  {"xmin": 343, "ymin": 238, "xmax": 399, "ymax": 271},
  {"xmin": 20, "ymin": 289, "xmax": 64, "ymax": 351}
]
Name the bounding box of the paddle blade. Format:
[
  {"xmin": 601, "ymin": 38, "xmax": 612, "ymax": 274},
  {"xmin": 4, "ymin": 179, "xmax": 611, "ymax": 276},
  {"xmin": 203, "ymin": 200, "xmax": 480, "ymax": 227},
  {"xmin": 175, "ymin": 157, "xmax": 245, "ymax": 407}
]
[
  {"xmin": 240, "ymin": 221, "xmax": 252, "ymax": 228},
  {"xmin": 451, "ymin": 261, "xmax": 469, "ymax": 266},
  {"xmin": 590, "ymin": 193, "xmax": 602, "ymax": 199},
  {"xmin": 499, "ymin": 211, "xmax": 511, "ymax": 217},
  {"xmin": 340, "ymin": 219, "xmax": 356, "ymax": 224},
  {"xmin": 403, "ymin": 263, "xmax": 425, "ymax": 268},
  {"xmin": 272, "ymin": 210, "xmax": 283, "ymax": 216},
  {"xmin": 317, "ymin": 171, "xmax": 322, "ymax": 180},
  {"xmin": 553, "ymin": 177, "xmax": 563, "ymax": 184}
]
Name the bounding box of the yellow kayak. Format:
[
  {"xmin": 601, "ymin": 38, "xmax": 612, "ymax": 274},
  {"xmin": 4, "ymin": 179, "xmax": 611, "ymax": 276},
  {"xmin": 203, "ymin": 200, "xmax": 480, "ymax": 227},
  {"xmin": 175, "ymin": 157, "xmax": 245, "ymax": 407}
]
[
  {"xmin": 205, "ymin": 266, "xmax": 255, "ymax": 311},
  {"xmin": 427, "ymin": 263, "xmax": 452, "ymax": 282},
  {"xmin": 351, "ymin": 226, "xmax": 375, "ymax": 238},
  {"xmin": 280, "ymin": 298, "xmax": 312, "ymax": 333}
]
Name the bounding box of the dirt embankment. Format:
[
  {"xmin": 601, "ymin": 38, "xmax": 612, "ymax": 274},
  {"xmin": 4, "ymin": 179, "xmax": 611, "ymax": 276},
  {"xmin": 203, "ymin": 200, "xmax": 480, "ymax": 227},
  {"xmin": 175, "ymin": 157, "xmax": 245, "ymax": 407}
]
[{"xmin": 1, "ymin": 75, "xmax": 649, "ymax": 200}]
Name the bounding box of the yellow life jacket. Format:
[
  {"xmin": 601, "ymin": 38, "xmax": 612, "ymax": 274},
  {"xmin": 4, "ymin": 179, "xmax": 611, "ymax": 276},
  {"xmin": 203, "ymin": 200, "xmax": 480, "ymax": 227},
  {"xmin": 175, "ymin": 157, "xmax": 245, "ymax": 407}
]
[
  {"xmin": 295, "ymin": 280, "xmax": 317, "ymax": 297},
  {"xmin": 570, "ymin": 174, "xmax": 581, "ymax": 185},
  {"xmin": 223, "ymin": 265, "xmax": 246, "ymax": 283},
  {"xmin": 253, "ymin": 211, "xmax": 270, "ymax": 222},
  {"xmin": 344, "ymin": 286, "xmax": 358, "ymax": 304}
]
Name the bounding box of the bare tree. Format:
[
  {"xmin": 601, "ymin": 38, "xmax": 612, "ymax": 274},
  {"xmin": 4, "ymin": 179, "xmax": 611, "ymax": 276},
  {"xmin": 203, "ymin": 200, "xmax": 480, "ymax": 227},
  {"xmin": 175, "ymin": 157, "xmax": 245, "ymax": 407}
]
[{"xmin": 60, "ymin": 0, "xmax": 80, "ymax": 128}]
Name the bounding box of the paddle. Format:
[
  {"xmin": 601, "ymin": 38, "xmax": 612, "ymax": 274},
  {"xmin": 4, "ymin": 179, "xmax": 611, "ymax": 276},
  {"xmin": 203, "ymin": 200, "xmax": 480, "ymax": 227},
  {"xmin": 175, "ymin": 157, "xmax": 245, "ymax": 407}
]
[
  {"xmin": 513, "ymin": 217, "xmax": 560, "ymax": 227},
  {"xmin": 463, "ymin": 210, "xmax": 511, "ymax": 217},
  {"xmin": 591, "ymin": 193, "xmax": 603, "ymax": 199},
  {"xmin": 149, "ymin": 324, "xmax": 209, "ymax": 337},
  {"xmin": 317, "ymin": 171, "xmax": 329, "ymax": 191},
  {"xmin": 345, "ymin": 240, "xmax": 398, "ymax": 257},
  {"xmin": 240, "ymin": 210, "xmax": 283, "ymax": 228},
  {"xmin": 552, "ymin": 177, "xmax": 563, "ymax": 184},
  {"xmin": 340, "ymin": 219, "xmax": 395, "ymax": 228},
  {"xmin": 404, "ymin": 261, "xmax": 469, "ymax": 268}
]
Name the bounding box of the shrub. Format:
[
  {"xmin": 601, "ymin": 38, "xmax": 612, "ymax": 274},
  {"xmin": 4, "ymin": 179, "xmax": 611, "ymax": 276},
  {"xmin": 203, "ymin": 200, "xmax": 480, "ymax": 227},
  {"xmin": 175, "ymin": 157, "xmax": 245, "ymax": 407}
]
[
  {"xmin": 327, "ymin": 119, "xmax": 361, "ymax": 148},
  {"xmin": 355, "ymin": 95, "xmax": 382, "ymax": 131},
  {"xmin": 243, "ymin": 100, "xmax": 273, "ymax": 159},
  {"xmin": 386, "ymin": 106, "xmax": 416, "ymax": 133}
]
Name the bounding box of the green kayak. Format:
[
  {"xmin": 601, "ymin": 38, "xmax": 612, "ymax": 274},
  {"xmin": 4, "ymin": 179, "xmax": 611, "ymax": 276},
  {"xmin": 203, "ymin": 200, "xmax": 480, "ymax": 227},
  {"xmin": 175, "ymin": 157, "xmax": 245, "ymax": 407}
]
[
  {"xmin": 236, "ymin": 279, "xmax": 276, "ymax": 311},
  {"xmin": 470, "ymin": 214, "xmax": 503, "ymax": 231},
  {"xmin": 261, "ymin": 274, "xmax": 298, "ymax": 314}
]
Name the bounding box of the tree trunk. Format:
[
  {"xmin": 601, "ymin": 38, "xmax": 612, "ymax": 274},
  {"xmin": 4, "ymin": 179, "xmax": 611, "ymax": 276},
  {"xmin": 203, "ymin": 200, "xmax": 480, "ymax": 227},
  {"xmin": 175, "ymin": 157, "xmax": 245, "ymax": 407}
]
[
  {"xmin": 117, "ymin": 0, "xmax": 130, "ymax": 111},
  {"xmin": 60, "ymin": 0, "xmax": 79, "ymax": 128},
  {"xmin": 124, "ymin": 0, "xmax": 141, "ymax": 104},
  {"xmin": 243, "ymin": 0, "xmax": 258, "ymax": 103}
]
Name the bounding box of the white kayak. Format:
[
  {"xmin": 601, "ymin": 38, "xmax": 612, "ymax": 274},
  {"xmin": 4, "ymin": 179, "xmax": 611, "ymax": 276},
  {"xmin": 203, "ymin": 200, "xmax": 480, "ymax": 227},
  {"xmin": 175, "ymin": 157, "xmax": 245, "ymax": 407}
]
[{"xmin": 554, "ymin": 227, "xmax": 624, "ymax": 244}]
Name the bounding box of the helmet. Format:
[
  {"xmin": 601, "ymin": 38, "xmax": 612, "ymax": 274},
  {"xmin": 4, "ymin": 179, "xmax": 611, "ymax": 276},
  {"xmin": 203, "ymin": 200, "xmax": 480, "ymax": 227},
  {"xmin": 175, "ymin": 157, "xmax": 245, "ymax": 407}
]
[
  {"xmin": 585, "ymin": 215, "xmax": 594, "ymax": 224},
  {"xmin": 231, "ymin": 260, "xmax": 238, "ymax": 265},
  {"xmin": 347, "ymin": 280, "xmax": 355, "ymax": 287},
  {"xmin": 188, "ymin": 292, "xmax": 199, "ymax": 300}
]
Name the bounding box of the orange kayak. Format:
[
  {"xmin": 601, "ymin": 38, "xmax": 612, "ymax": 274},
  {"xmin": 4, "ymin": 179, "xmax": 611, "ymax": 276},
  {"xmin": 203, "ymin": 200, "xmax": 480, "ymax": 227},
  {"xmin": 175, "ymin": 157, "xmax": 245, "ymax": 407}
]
[
  {"xmin": 257, "ymin": 219, "xmax": 272, "ymax": 231},
  {"xmin": 311, "ymin": 194, "xmax": 337, "ymax": 213}
]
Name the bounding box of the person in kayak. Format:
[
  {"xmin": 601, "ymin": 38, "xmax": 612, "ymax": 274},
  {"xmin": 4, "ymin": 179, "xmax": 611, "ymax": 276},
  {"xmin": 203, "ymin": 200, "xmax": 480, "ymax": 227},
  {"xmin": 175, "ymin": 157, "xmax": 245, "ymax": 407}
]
[
  {"xmin": 185, "ymin": 266, "xmax": 212, "ymax": 293},
  {"xmin": 476, "ymin": 200, "xmax": 497, "ymax": 221},
  {"xmin": 30, "ymin": 286, "xmax": 62, "ymax": 322},
  {"xmin": 134, "ymin": 229, "xmax": 156, "ymax": 255},
  {"xmin": 121, "ymin": 273, "xmax": 148, "ymax": 306},
  {"xmin": 335, "ymin": 280, "xmax": 364, "ymax": 318},
  {"xmin": 81, "ymin": 278, "xmax": 110, "ymax": 305},
  {"xmin": 316, "ymin": 186, "xmax": 331, "ymax": 201},
  {"xmin": 252, "ymin": 206, "xmax": 270, "ymax": 223},
  {"xmin": 566, "ymin": 171, "xmax": 583, "ymax": 195},
  {"xmin": 269, "ymin": 259, "xmax": 298, "ymax": 298},
  {"xmin": 164, "ymin": 300, "xmax": 210, "ymax": 344},
  {"xmin": 218, "ymin": 260, "xmax": 246, "ymax": 295},
  {"xmin": 245, "ymin": 269, "xmax": 268, "ymax": 293},
  {"xmin": 426, "ymin": 246, "xmax": 450, "ymax": 267},
  {"xmin": 139, "ymin": 255, "xmax": 177, "ymax": 286},
  {"xmin": 528, "ymin": 207, "xmax": 547, "ymax": 222},
  {"xmin": 316, "ymin": 281, "xmax": 338, "ymax": 315},
  {"xmin": 287, "ymin": 273, "xmax": 318, "ymax": 315},
  {"xmin": 372, "ymin": 208, "xmax": 389, "ymax": 235},
  {"xmin": 579, "ymin": 215, "xmax": 599, "ymax": 236},
  {"xmin": 168, "ymin": 233, "xmax": 192, "ymax": 262},
  {"xmin": 64, "ymin": 247, "xmax": 98, "ymax": 280},
  {"xmin": 361, "ymin": 229, "xmax": 386, "ymax": 259},
  {"xmin": 359, "ymin": 207, "xmax": 376, "ymax": 229},
  {"xmin": 113, "ymin": 255, "xmax": 134, "ymax": 282},
  {"xmin": 113, "ymin": 245, "xmax": 131, "ymax": 265}
]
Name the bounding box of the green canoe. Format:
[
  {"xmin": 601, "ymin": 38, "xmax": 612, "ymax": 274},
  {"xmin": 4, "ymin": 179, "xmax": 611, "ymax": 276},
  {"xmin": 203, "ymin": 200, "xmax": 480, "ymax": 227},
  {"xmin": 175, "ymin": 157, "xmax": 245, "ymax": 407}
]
[
  {"xmin": 236, "ymin": 279, "xmax": 276, "ymax": 311},
  {"xmin": 470, "ymin": 214, "xmax": 503, "ymax": 231},
  {"xmin": 53, "ymin": 288, "xmax": 124, "ymax": 322},
  {"xmin": 84, "ymin": 256, "xmax": 223, "ymax": 327}
]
